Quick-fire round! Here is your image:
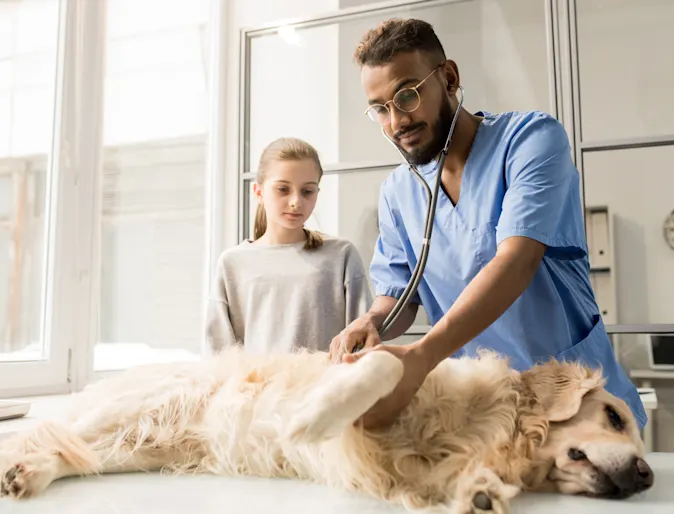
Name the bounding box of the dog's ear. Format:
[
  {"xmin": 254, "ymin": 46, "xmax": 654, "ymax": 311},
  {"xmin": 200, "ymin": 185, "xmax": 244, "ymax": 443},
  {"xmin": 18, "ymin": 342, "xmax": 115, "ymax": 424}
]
[{"xmin": 521, "ymin": 359, "xmax": 605, "ymax": 422}]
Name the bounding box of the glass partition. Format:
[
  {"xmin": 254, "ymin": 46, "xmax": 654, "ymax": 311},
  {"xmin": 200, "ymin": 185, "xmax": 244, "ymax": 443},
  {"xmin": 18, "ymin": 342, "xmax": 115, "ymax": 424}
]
[
  {"xmin": 583, "ymin": 145, "xmax": 674, "ymax": 327},
  {"xmin": 246, "ymin": 0, "xmax": 554, "ymax": 172},
  {"xmin": 577, "ymin": 0, "xmax": 674, "ymax": 143}
]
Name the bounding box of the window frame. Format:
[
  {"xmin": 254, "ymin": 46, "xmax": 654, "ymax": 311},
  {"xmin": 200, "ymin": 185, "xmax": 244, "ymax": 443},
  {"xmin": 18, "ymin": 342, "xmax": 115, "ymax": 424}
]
[
  {"xmin": 0, "ymin": 0, "xmax": 82, "ymax": 396},
  {"xmin": 0, "ymin": 0, "xmax": 228, "ymax": 396}
]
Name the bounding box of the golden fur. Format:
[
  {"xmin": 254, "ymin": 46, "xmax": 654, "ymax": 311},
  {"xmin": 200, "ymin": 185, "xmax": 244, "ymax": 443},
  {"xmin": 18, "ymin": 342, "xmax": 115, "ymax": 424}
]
[{"xmin": 0, "ymin": 346, "xmax": 654, "ymax": 512}]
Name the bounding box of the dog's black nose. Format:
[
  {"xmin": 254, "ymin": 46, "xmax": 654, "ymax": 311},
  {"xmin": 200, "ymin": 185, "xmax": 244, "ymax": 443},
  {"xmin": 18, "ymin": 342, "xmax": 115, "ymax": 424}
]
[
  {"xmin": 633, "ymin": 457, "xmax": 654, "ymax": 492},
  {"xmin": 601, "ymin": 457, "xmax": 655, "ymax": 498},
  {"xmin": 607, "ymin": 457, "xmax": 654, "ymax": 497}
]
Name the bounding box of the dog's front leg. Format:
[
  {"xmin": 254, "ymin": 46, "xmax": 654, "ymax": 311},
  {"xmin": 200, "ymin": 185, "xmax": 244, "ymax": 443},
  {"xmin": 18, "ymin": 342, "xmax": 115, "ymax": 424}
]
[{"xmin": 285, "ymin": 350, "xmax": 405, "ymax": 444}]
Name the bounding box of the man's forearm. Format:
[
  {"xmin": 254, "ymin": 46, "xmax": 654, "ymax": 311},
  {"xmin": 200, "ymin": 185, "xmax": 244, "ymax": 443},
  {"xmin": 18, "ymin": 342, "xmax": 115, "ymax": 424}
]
[
  {"xmin": 418, "ymin": 238, "xmax": 545, "ymax": 369},
  {"xmin": 366, "ymin": 296, "xmax": 418, "ymax": 341}
]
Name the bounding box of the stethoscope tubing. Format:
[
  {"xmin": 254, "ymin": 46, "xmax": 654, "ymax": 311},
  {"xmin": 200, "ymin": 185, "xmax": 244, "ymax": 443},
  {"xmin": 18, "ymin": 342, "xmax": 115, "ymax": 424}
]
[{"xmin": 376, "ymin": 85, "xmax": 465, "ymax": 340}]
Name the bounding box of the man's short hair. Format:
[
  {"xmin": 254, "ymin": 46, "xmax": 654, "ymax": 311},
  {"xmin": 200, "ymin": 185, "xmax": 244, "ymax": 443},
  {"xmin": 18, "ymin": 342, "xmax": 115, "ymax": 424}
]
[{"xmin": 353, "ymin": 18, "xmax": 446, "ymax": 67}]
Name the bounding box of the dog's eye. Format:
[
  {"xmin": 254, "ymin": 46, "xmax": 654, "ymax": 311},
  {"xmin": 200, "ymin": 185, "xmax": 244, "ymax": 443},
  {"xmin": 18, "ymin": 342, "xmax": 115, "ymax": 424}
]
[
  {"xmin": 605, "ymin": 405, "xmax": 625, "ymax": 431},
  {"xmin": 568, "ymin": 448, "xmax": 587, "ymax": 461}
]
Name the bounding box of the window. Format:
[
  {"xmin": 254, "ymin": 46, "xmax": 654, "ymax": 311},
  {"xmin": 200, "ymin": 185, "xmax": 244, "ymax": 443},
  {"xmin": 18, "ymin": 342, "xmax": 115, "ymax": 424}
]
[
  {"xmin": 96, "ymin": 0, "xmax": 213, "ymax": 371},
  {"xmin": 0, "ymin": 0, "xmax": 224, "ymax": 396},
  {"xmin": 0, "ymin": 0, "xmax": 69, "ymax": 392}
]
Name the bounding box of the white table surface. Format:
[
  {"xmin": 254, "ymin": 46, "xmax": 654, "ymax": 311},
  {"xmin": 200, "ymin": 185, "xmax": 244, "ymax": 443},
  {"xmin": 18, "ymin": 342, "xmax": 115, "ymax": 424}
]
[{"xmin": 0, "ymin": 453, "xmax": 672, "ymax": 514}]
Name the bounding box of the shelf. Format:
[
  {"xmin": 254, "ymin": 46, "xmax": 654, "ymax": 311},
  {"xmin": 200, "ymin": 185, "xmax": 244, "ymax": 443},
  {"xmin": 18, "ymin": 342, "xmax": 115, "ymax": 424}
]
[
  {"xmin": 585, "ymin": 205, "xmax": 609, "ymax": 214},
  {"xmin": 606, "ymin": 324, "xmax": 674, "ymax": 334},
  {"xmin": 630, "ymin": 369, "xmax": 674, "ymax": 380},
  {"xmin": 638, "ymin": 387, "xmax": 658, "ymax": 410}
]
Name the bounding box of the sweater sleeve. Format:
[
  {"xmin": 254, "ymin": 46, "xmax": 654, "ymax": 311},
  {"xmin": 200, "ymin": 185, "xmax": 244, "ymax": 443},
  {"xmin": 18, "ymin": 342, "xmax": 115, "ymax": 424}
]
[
  {"xmin": 204, "ymin": 255, "xmax": 239, "ymax": 355},
  {"xmin": 343, "ymin": 244, "xmax": 373, "ymax": 325}
]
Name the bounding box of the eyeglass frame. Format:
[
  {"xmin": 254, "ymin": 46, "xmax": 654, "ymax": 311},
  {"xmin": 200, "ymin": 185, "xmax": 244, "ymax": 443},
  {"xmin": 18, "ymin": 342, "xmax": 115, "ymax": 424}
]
[{"xmin": 363, "ymin": 64, "xmax": 444, "ymax": 125}]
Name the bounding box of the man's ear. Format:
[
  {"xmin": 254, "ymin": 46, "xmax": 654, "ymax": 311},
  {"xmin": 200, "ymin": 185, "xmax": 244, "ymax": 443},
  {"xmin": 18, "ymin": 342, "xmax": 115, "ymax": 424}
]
[
  {"xmin": 442, "ymin": 59, "xmax": 460, "ymax": 94},
  {"xmin": 521, "ymin": 359, "xmax": 605, "ymax": 422}
]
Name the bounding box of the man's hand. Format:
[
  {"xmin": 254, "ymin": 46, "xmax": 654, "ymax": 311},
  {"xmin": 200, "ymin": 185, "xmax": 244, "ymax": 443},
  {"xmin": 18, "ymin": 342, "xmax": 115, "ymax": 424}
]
[
  {"xmin": 330, "ymin": 297, "xmax": 419, "ymax": 364},
  {"xmin": 329, "ymin": 315, "xmax": 381, "ymax": 363},
  {"xmin": 347, "ymin": 341, "xmax": 432, "ymax": 429}
]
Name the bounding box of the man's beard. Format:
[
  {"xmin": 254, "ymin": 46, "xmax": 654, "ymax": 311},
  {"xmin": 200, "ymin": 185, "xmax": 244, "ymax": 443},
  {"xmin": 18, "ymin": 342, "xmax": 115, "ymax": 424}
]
[{"xmin": 397, "ymin": 96, "xmax": 454, "ymax": 166}]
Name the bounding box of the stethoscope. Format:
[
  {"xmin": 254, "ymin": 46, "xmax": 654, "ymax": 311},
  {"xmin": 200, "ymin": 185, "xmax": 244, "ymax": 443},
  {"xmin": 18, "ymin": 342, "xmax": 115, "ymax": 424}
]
[{"xmin": 360, "ymin": 85, "xmax": 465, "ymax": 345}]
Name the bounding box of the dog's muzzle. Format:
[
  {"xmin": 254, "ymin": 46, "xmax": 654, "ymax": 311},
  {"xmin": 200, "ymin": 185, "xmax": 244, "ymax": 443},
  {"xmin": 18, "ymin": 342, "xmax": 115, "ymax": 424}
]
[{"xmin": 594, "ymin": 457, "xmax": 654, "ymax": 499}]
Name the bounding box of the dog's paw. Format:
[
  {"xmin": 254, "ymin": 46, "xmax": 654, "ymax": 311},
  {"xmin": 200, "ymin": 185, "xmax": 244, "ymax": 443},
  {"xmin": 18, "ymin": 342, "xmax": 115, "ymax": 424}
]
[
  {"xmin": 471, "ymin": 491, "xmax": 492, "ymax": 509},
  {"xmin": 1, "ymin": 462, "xmax": 33, "ymax": 499},
  {"xmin": 1, "ymin": 456, "xmax": 56, "ymax": 499},
  {"xmin": 285, "ymin": 351, "xmax": 404, "ymax": 445},
  {"xmin": 285, "ymin": 399, "xmax": 342, "ymax": 445},
  {"xmin": 452, "ymin": 467, "xmax": 519, "ymax": 514}
]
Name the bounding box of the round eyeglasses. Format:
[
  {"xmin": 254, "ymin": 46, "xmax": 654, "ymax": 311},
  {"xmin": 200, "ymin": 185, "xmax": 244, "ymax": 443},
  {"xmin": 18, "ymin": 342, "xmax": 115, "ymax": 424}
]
[{"xmin": 364, "ymin": 65, "xmax": 441, "ymax": 126}]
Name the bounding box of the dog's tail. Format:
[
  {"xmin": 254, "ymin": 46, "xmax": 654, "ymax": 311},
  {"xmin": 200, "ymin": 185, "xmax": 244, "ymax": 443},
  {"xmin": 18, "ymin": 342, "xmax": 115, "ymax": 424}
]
[{"xmin": 285, "ymin": 350, "xmax": 404, "ymax": 444}]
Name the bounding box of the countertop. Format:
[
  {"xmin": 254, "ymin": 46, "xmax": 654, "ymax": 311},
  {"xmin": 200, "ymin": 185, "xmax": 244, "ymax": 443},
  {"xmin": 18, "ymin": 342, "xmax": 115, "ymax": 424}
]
[{"xmin": 1, "ymin": 453, "xmax": 672, "ymax": 514}]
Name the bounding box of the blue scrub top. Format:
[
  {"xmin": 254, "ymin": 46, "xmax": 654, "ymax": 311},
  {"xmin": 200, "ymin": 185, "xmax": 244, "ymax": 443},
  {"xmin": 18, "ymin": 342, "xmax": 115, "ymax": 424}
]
[{"xmin": 370, "ymin": 110, "xmax": 647, "ymax": 428}]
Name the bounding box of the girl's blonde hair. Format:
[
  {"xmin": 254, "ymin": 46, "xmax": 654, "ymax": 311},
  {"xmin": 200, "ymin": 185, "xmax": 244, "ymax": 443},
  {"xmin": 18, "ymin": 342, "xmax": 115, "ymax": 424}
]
[{"xmin": 253, "ymin": 137, "xmax": 324, "ymax": 250}]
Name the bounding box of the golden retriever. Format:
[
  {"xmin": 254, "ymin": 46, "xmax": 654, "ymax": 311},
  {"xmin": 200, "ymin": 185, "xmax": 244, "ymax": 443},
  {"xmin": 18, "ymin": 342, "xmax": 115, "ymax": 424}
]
[{"xmin": 0, "ymin": 346, "xmax": 654, "ymax": 513}]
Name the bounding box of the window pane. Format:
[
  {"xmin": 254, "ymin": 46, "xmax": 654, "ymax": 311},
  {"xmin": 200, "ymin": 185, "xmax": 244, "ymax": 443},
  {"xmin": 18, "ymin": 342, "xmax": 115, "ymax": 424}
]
[
  {"xmin": 0, "ymin": 0, "xmax": 59, "ymax": 362},
  {"xmin": 583, "ymin": 145, "xmax": 674, "ymax": 326},
  {"xmin": 247, "ymin": 0, "xmax": 552, "ymax": 170},
  {"xmin": 577, "ymin": 0, "xmax": 674, "ymax": 142},
  {"xmin": 97, "ymin": 0, "xmax": 212, "ymax": 370}
]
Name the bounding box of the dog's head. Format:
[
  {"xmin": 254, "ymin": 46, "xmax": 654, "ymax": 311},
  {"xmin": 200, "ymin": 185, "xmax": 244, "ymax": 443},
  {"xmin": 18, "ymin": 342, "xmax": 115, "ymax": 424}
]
[{"xmin": 522, "ymin": 360, "xmax": 654, "ymax": 499}]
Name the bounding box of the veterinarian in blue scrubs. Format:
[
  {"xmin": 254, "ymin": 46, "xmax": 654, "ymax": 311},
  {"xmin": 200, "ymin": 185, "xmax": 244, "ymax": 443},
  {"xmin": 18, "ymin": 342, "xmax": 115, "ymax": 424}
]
[{"xmin": 329, "ymin": 18, "xmax": 647, "ymax": 431}]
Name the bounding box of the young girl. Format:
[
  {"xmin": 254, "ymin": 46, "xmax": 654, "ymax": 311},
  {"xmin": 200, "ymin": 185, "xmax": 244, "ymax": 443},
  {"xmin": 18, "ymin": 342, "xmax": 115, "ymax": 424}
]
[{"xmin": 205, "ymin": 137, "xmax": 373, "ymax": 355}]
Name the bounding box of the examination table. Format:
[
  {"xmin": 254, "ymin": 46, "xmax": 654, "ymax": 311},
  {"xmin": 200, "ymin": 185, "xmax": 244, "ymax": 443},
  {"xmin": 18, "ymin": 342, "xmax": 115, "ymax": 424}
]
[{"xmin": 0, "ymin": 453, "xmax": 672, "ymax": 514}]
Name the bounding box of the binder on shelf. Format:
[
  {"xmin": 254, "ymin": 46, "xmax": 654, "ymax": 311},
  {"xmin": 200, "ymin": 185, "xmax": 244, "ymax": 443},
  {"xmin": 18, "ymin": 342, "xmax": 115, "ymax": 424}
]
[
  {"xmin": 590, "ymin": 270, "xmax": 616, "ymax": 325},
  {"xmin": 587, "ymin": 207, "xmax": 611, "ymax": 269}
]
